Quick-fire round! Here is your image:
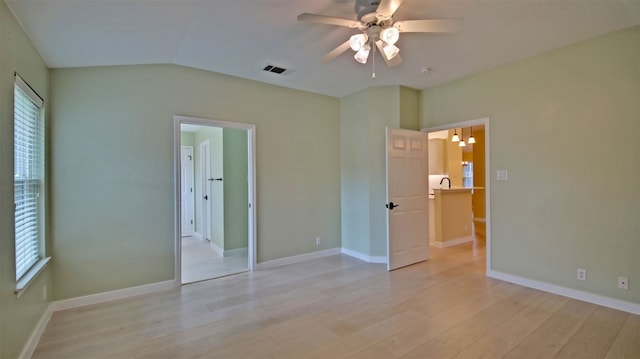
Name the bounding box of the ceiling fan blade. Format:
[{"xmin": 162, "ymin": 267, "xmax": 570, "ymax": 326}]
[
  {"xmin": 394, "ymin": 19, "xmax": 464, "ymax": 33},
  {"xmin": 321, "ymin": 40, "xmax": 352, "ymax": 63},
  {"xmin": 375, "ymin": 0, "xmax": 404, "ymax": 19},
  {"xmin": 375, "ymin": 40, "xmax": 402, "ymax": 68},
  {"xmin": 297, "ymin": 13, "xmax": 361, "ymax": 28}
]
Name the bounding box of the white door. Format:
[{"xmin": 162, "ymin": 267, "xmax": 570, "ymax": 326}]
[
  {"xmin": 200, "ymin": 140, "xmax": 212, "ymax": 242},
  {"xmin": 180, "ymin": 146, "xmax": 195, "ymax": 236},
  {"xmin": 386, "ymin": 127, "xmax": 430, "ymax": 271}
]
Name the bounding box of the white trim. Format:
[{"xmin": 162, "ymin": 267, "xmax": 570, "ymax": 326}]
[
  {"xmin": 255, "ymin": 248, "xmax": 342, "ymax": 270},
  {"xmin": 488, "ymin": 270, "xmax": 640, "ymax": 315},
  {"xmin": 50, "ymin": 280, "xmax": 177, "ymax": 312},
  {"xmin": 425, "ymin": 117, "xmax": 491, "ymax": 275},
  {"xmin": 224, "ymin": 247, "xmax": 248, "ymax": 257},
  {"xmin": 430, "ymin": 236, "xmax": 474, "ymax": 248},
  {"xmin": 15, "ymin": 256, "xmax": 51, "ymax": 297},
  {"xmin": 341, "ymin": 248, "xmax": 387, "ymax": 264},
  {"xmin": 210, "ymin": 241, "xmax": 223, "ymax": 257},
  {"xmin": 18, "ymin": 304, "xmax": 53, "ymax": 359}
]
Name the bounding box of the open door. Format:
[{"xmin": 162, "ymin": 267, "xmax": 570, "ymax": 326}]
[{"xmin": 386, "ymin": 127, "xmax": 430, "ymax": 271}]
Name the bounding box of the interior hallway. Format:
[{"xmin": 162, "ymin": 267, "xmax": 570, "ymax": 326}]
[{"xmin": 181, "ymin": 236, "xmax": 248, "ymax": 283}]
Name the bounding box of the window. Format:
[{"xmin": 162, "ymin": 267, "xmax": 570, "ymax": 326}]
[{"xmin": 14, "ymin": 74, "xmax": 45, "ymax": 285}]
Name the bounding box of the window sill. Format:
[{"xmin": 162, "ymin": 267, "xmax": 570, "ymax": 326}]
[{"xmin": 15, "ymin": 257, "xmax": 51, "ymax": 298}]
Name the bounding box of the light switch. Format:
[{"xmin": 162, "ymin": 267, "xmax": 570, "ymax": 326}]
[{"xmin": 497, "ymin": 170, "xmax": 508, "ymax": 181}]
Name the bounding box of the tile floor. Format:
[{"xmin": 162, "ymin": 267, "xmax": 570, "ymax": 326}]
[{"xmin": 181, "ymin": 236, "xmax": 248, "ymax": 284}]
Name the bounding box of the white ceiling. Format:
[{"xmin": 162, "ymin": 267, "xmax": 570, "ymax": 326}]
[{"xmin": 6, "ymin": 0, "xmax": 639, "ymax": 98}]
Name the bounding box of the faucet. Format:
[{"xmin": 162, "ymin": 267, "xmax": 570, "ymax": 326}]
[{"xmin": 439, "ymin": 177, "xmax": 451, "ymax": 189}]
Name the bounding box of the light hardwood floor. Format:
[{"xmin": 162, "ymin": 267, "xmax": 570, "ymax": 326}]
[
  {"xmin": 181, "ymin": 236, "xmax": 248, "ymax": 283},
  {"xmin": 33, "ymin": 240, "xmax": 639, "ymax": 358}
]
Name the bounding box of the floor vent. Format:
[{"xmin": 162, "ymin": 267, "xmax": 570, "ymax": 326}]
[{"xmin": 262, "ymin": 64, "xmax": 295, "ymax": 76}]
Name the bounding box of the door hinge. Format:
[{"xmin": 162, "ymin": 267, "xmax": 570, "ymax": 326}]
[{"xmin": 190, "ymin": 220, "xmax": 193, "ymax": 224}]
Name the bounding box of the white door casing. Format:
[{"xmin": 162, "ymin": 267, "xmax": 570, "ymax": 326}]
[
  {"xmin": 180, "ymin": 146, "xmax": 195, "ymax": 236},
  {"xmin": 386, "ymin": 127, "xmax": 430, "ymax": 271},
  {"xmin": 200, "ymin": 140, "xmax": 212, "ymax": 242}
]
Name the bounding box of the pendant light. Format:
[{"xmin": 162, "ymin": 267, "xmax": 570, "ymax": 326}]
[
  {"xmin": 468, "ymin": 126, "xmax": 476, "ymax": 144},
  {"xmin": 451, "ymin": 129, "xmax": 460, "ymax": 142},
  {"xmin": 459, "ymin": 128, "xmax": 466, "ymax": 147}
]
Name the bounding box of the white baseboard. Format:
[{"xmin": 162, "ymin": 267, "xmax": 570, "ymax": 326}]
[
  {"xmin": 18, "ymin": 303, "xmax": 54, "ymax": 359},
  {"xmin": 210, "ymin": 241, "xmax": 223, "ymax": 257},
  {"xmin": 487, "ymin": 269, "xmax": 640, "ymax": 315},
  {"xmin": 224, "ymin": 247, "xmax": 248, "ymax": 257},
  {"xmin": 255, "ymin": 248, "xmax": 342, "ymax": 270},
  {"xmin": 50, "ymin": 280, "xmax": 178, "ymax": 312},
  {"xmin": 341, "ymin": 248, "xmax": 387, "ymax": 264},
  {"xmin": 430, "ymin": 236, "xmax": 474, "ymax": 248}
]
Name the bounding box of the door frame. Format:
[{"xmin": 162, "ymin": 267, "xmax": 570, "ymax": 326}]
[
  {"xmin": 180, "ymin": 145, "xmax": 195, "ymax": 236},
  {"xmin": 424, "ymin": 117, "xmax": 491, "ymax": 273},
  {"xmin": 174, "ymin": 115, "xmax": 257, "ymax": 284},
  {"xmin": 199, "ymin": 140, "xmax": 212, "ymax": 242}
]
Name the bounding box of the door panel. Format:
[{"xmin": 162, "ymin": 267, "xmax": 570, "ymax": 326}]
[{"xmin": 386, "ymin": 127, "xmax": 429, "ymax": 271}]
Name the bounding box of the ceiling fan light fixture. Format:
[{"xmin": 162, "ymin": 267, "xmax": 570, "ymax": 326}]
[
  {"xmin": 349, "ymin": 33, "xmax": 368, "ymax": 51},
  {"xmin": 381, "ymin": 27, "xmax": 399, "ymax": 45},
  {"xmin": 354, "ymin": 44, "xmax": 371, "ymax": 64},
  {"xmin": 382, "ymin": 43, "xmax": 399, "ymax": 60}
]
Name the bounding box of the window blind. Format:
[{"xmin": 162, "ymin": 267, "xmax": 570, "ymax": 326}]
[{"xmin": 14, "ymin": 75, "xmax": 44, "ymax": 281}]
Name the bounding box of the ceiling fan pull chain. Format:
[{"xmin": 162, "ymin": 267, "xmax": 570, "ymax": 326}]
[{"xmin": 372, "ymin": 39, "xmax": 376, "ymax": 79}]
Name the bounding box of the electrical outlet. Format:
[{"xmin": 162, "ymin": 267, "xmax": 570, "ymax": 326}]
[
  {"xmin": 577, "ymin": 268, "xmax": 586, "ymax": 281},
  {"xmin": 315, "ymin": 237, "xmax": 321, "ymax": 246},
  {"xmin": 618, "ymin": 276, "xmax": 629, "ymax": 290},
  {"xmin": 497, "ymin": 170, "xmax": 509, "ymax": 181}
]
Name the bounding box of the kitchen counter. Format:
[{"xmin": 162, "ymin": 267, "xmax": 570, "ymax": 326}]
[{"xmin": 431, "ymin": 188, "xmax": 474, "ymax": 247}]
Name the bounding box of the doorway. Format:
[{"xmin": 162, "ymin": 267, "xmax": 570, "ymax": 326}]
[
  {"xmin": 174, "ymin": 115, "xmax": 256, "ymax": 284},
  {"xmin": 425, "ymin": 118, "xmax": 491, "ymax": 271}
]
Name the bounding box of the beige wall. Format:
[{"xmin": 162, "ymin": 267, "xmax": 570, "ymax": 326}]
[
  {"xmin": 50, "ymin": 64, "xmax": 341, "ymax": 300},
  {"xmin": 422, "ymin": 26, "xmax": 640, "ymax": 303},
  {"xmin": 0, "ymin": 2, "xmax": 52, "ymax": 358}
]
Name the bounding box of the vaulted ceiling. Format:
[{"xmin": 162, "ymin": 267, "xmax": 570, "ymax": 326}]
[{"xmin": 7, "ymin": 0, "xmax": 639, "ymax": 97}]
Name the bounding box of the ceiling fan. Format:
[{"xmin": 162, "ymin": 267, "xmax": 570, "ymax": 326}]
[{"xmin": 298, "ymin": 0, "xmax": 463, "ymax": 68}]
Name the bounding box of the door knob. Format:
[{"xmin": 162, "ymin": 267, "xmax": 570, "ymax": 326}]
[
  {"xmin": 203, "ymin": 195, "xmax": 208, "ymax": 200},
  {"xmin": 385, "ymin": 202, "xmax": 399, "ymax": 210}
]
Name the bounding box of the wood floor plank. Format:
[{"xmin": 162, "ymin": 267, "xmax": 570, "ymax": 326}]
[
  {"xmin": 502, "ymin": 298, "xmax": 598, "ymax": 359},
  {"xmin": 32, "ymin": 240, "xmax": 639, "ymax": 359},
  {"xmin": 555, "ymin": 306, "xmax": 630, "ymax": 359},
  {"xmin": 604, "ymin": 313, "xmax": 640, "ymax": 359}
]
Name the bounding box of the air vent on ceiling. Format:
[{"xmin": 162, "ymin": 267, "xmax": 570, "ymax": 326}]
[{"xmin": 262, "ymin": 64, "xmax": 295, "ymax": 76}]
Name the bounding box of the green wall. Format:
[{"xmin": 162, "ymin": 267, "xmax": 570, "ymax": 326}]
[
  {"xmin": 0, "ymin": 2, "xmax": 52, "ymax": 358},
  {"xmin": 340, "ymin": 86, "xmax": 419, "ymax": 258},
  {"xmin": 223, "ymin": 128, "xmax": 249, "ymax": 251},
  {"xmin": 422, "ymin": 26, "xmax": 640, "ymax": 303},
  {"xmin": 50, "ymin": 64, "xmax": 341, "ymax": 300}
]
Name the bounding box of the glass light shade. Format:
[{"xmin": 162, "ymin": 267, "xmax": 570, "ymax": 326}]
[
  {"xmin": 468, "ymin": 136, "xmax": 476, "ymax": 144},
  {"xmin": 354, "ymin": 44, "xmax": 371, "ymax": 64},
  {"xmin": 451, "ymin": 132, "xmax": 460, "ymax": 142},
  {"xmin": 349, "ymin": 33, "xmax": 368, "ymax": 51},
  {"xmin": 382, "ymin": 43, "xmax": 399, "ymax": 60},
  {"xmin": 381, "ymin": 27, "xmax": 400, "ymax": 45},
  {"xmin": 459, "ymin": 140, "xmax": 466, "ymax": 147}
]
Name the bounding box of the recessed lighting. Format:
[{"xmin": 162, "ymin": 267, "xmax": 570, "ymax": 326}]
[{"xmin": 420, "ymin": 67, "xmax": 431, "ymax": 75}]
